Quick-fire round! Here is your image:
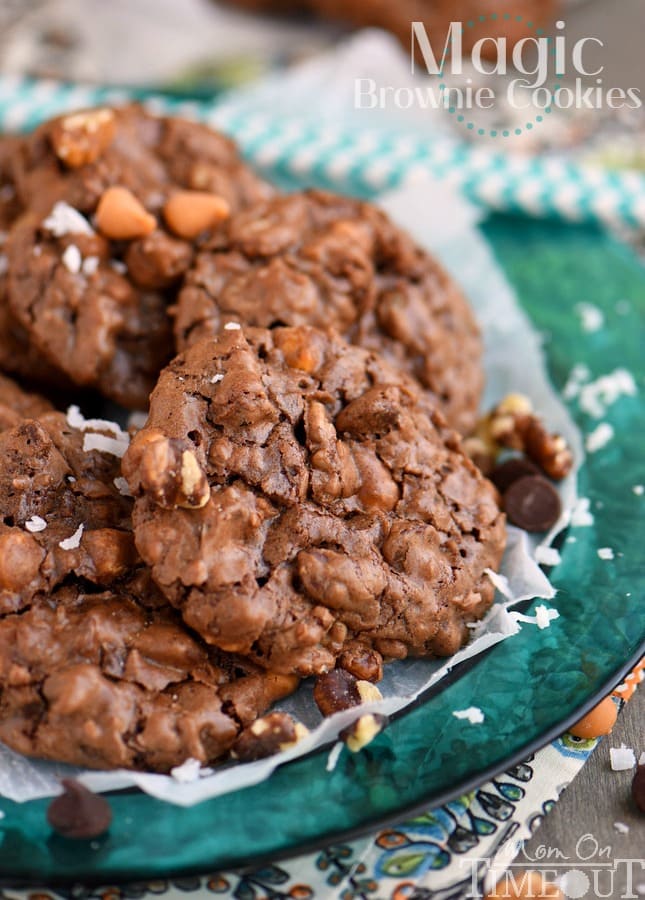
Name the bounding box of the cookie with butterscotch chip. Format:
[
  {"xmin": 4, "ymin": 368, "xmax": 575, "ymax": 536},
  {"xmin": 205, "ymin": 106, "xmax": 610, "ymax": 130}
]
[
  {"xmin": 174, "ymin": 189, "xmax": 483, "ymax": 434},
  {"xmin": 123, "ymin": 325, "xmax": 505, "ymax": 676},
  {"xmin": 5, "ymin": 106, "xmax": 273, "ymax": 407}
]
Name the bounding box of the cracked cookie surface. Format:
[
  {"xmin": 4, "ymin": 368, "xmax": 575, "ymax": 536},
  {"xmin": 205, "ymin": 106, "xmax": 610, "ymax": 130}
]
[
  {"xmin": 123, "ymin": 325, "xmax": 505, "ymax": 676},
  {"xmin": 175, "ymin": 190, "xmax": 482, "ymax": 434},
  {"xmin": 6, "ymin": 106, "xmax": 273, "ymax": 407},
  {"xmin": 0, "ymin": 584, "xmax": 298, "ymax": 771},
  {"xmin": 0, "ymin": 410, "xmax": 138, "ymax": 615}
]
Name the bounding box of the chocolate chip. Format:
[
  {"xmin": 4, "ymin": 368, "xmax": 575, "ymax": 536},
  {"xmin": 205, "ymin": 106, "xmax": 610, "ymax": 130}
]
[
  {"xmin": 47, "ymin": 778, "xmax": 112, "ymax": 839},
  {"xmin": 490, "ymin": 456, "xmax": 541, "ymax": 493},
  {"xmin": 314, "ymin": 669, "xmax": 361, "ymax": 717},
  {"xmin": 632, "ymin": 765, "xmax": 645, "ymax": 813},
  {"xmin": 503, "ymin": 475, "xmax": 561, "ymax": 532}
]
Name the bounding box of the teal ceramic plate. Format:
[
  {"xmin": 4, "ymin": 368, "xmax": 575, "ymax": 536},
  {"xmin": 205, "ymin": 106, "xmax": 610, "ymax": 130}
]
[{"xmin": 1, "ymin": 214, "xmax": 643, "ymax": 886}]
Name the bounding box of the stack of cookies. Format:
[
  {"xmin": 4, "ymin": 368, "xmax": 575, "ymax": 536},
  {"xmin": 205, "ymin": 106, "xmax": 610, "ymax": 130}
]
[{"xmin": 0, "ymin": 106, "xmax": 506, "ymax": 772}]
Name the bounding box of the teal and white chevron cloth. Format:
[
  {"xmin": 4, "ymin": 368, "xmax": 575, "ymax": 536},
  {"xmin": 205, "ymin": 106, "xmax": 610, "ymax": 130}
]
[{"xmin": 1, "ymin": 74, "xmax": 644, "ymax": 230}]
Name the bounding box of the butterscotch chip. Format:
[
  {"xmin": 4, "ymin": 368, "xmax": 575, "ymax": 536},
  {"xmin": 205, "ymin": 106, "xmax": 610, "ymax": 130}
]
[
  {"xmin": 96, "ymin": 186, "xmax": 157, "ymax": 239},
  {"xmin": 164, "ymin": 190, "xmax": 230, "ymax": 239},
  {"xmin": 123, "ymin": 325, "xmax": 506, "ymax": 676},
  {"xmin": 174, "ymin": 189, "xmax": 483, "ymax": 434}
]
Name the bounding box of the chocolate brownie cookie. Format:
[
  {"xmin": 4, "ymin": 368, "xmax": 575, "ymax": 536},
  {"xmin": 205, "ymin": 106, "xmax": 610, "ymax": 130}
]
[
  {"xmin": 0, "ymin": 137, "xmax": 72, "ymax": 389},
  {"xmin": 0, "ymin": 409, "xmax": 138, "ymax": 615},
  {"xmin": 123, "ymin": 326, "xmax": 505, "ymax": 676},
  {"xmin": 174, "ymin": 190, "xmax": 482, "ymax": 434},
  {"xmin": 11, "ymin": 104, "xmax": 273, "ymax": 217},
  {"xmin": 6, "ymin": 106, "xmax": 273, "ymax": 407},
  {"xmin": 0, "ymin": 584, "xmax": 298, "ymax": 771},
  {"xmin": 6, "ymin": 211, "xmax": 174, "ymax": 409},
  {"xmin": 0, "ymin": 372, "xmax": 53, "ymax": 432}
]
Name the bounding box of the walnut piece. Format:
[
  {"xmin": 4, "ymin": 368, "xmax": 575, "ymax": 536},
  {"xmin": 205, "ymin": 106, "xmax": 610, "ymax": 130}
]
[{"xmin": 50, "ymin": 108, "xmax": 116, "ymax": 169}]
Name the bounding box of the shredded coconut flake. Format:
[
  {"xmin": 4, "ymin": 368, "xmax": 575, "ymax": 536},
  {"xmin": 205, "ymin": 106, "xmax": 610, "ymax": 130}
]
[
  {"xmin": 113, "ymin": 476, "xmax": 133, "ymax": 497},
  {"xmin": 513, "ymin": 606, "xmax": 560, "ymax": 630},
  {"xmin": 597, "ymin": 547, "xmax": 614, "ymax": 560},
  {"xmin": 570, "ymin": 497, "xmax": 594, "ymax": 527},
  {"xmin": 534, "ymin": 604, "xmax": 557, "ymax": 629},
  {"xmin": 585, "ymin": 422, "xmax": 614, "ymax": 453},
  {"xmin": 633, "ymin": 485, "xmax": 644, "ymax": 496},
  {"xmin": 484, "ymin": 568, "xmax": 513, "ymax": 598},
  {"xmin": 24, "ymin": 515, "xmax": 47, "ymax": 533},
  {"xmin": 110, "ymin": 259, "xmax": 127, "ymax": 274},
  {"xmin": 613, "ymin": 821, "xmax": 630, "ymax": 834},
  {"xmin": 66, "ymin": 405, "xmax": 127, "ymax": 439},
  {"xmin": 62, "ymin": 244, "xmax": 82, "ymax": 274},
  {"xmin": 326, "ymin": 741, "xmax": 344, "ymax": 772},
  {"xmin": 210, "ymin": 373, "xmax": 224, "ymax": 384},
  {"xmin": 224, "ymin": 322, "xmax": 241, "ymax": 330},
  {"xmin": 562, "ymin": 363, "xmax": 591, "ymax": 400},
  {"xmin": 83, "ymin": 433, "xmax": 129, "ymax": 458},
  {"xmin": 170, "ymin": 757, "xmax": 202, "ymax": 783},
  {"xmin": 579, "ymin": 368, "xmax": 637, "ymax": 418},
  {"xmin": 610, "ymin": 745, "xmax": 636, "ymax": 771},
  {"xmin": 535, "ymin": 546, "xmax": 561, "ymax": 567},
  {"xmin": 59, "ymin": 523, "xmax": 84, "ymax": 551},
  {"xmin": 43, "ymin": 202, "xmax": 94, "ymax": 237},
  {"xmin": 575, "ymin": 303, "xmax": 604, "ymax": 333},
  {"xmin": 82, "ymin": 255, "xmax": 100, "ymax": 276},
  {"xmin": 453, "ymin": 707, "xmax": 485, "ymax": 724}
]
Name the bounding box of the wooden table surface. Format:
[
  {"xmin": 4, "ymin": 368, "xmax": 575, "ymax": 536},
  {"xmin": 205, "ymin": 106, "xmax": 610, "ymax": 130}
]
[{"xmin": 521, "ymin": 686, "xmax": 644, "ymax": 898}]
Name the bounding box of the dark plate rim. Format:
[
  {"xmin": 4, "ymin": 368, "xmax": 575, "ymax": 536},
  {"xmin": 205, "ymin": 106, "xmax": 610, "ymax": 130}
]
[{"xmin": 5, "ymin": 639, "xmax": 643, "ymax": 889}]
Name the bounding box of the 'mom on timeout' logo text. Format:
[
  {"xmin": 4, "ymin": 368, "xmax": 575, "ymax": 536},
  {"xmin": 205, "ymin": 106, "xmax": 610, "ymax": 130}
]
[{"xmin": 354, "ymin": 17, "xmax": 642, "ymax": 132}]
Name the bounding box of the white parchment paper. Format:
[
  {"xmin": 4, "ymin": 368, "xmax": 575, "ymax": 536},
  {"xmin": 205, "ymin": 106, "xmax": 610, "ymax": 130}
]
[{"xmin": 0, "ymin": 176, "xmax": 583, "ymax": 807}]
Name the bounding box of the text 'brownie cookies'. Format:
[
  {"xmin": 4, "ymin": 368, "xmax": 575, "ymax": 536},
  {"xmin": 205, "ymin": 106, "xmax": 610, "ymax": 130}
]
[
  {"xmin": 5, "ymin": 106, "xmax": 273, "ymax": 408},
  {"xmin": 174, "ymin": 189, "xmax": 483, "ymax": 434},
  {"xmin": 123, "ymin": 325, "xmax": 505, "ymax": 677}
]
